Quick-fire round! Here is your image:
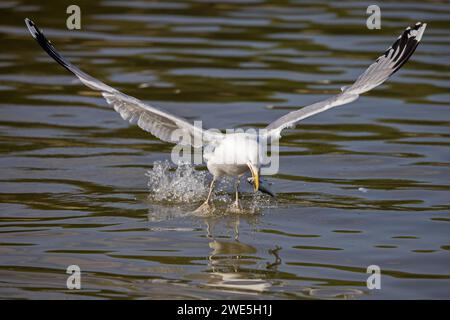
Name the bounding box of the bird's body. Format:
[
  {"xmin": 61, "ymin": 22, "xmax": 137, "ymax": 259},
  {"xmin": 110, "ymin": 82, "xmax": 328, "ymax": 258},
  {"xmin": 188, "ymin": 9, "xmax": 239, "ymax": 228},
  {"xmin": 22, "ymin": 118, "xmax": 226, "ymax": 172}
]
[
  {"xmin": 205, "ymin": 133, "xmax": 259, "ymax": 177},
  {"xmin": 200, "ymin": 132, "xmax": 261, "ymax": 212},
  {"xmin": 24, "ymin": 18, "xmax": 426, "ymax": 213},
  {"xmin": 207, "ymin": 162, "xmax": 248, "ymax": 179}
]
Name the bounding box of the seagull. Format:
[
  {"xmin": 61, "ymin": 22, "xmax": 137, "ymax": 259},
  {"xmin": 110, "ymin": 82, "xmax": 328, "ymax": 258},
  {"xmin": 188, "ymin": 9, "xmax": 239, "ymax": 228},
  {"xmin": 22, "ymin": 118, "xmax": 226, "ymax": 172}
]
[{"xmin": 25, "ymin": 19, "xmax": 426, "ymax": 213}]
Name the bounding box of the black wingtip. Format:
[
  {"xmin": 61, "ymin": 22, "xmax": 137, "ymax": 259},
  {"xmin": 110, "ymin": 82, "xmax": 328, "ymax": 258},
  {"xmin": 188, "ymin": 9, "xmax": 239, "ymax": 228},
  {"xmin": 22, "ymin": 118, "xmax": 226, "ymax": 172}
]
[
  {"xmin": 24, "ymin": 18, "xmax": 74, "ymax": 74},
  {"xmin": 386, "ymin": 22, "xmax": 426, "ymax": 74},
  {"xmin": 25, "ymin": 18, "xmax": 39, "ymax": 39},
  {"xmin": 24, "ymin": 18, "xmax": 48, "ymax": 47},
  {"xmin": 25, "ymin": 18, "xmax": 51, "ymax": 47}
]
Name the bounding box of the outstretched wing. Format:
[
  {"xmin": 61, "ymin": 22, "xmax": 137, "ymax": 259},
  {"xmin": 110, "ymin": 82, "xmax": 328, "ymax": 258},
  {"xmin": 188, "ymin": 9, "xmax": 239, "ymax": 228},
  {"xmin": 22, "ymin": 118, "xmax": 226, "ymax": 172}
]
[
  {"xmin": 265, "ymin": 22, "xmax": 427, "ymax": 139},
  {"xmin": 25, "ymin": 18, "xmax": 223, "ymax": 147}
]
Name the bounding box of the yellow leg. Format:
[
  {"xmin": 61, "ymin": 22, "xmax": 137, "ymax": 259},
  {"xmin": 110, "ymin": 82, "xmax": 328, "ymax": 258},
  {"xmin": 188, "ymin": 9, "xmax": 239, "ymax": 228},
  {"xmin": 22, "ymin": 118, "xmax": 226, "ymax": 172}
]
[{"xmin": 194, "ymin": 178, "xmax": 216, "ymax": 214}]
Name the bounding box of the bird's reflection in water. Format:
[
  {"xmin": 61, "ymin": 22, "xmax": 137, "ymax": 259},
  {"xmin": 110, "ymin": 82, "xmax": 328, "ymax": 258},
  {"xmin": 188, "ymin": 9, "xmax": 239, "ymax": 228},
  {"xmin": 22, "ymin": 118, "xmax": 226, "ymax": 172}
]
[
  {"xmin": 146, "ymin": 204, "xmax": 283, "ymax": 295},
  {"xmin": 266, "ymin": 246, "xmax": 282, "ymax": 270},
  {"xmin": 202, "ymin": 216, "xmax": 280, "ymax": 295}
]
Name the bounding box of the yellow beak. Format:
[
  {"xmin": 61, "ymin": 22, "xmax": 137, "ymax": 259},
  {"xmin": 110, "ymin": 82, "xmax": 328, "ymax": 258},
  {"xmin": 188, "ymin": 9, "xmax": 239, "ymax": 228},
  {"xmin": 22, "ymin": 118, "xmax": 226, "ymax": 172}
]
[{"xmin": 247, "ymin": 162, "xmax": 259, "ymax": 192}]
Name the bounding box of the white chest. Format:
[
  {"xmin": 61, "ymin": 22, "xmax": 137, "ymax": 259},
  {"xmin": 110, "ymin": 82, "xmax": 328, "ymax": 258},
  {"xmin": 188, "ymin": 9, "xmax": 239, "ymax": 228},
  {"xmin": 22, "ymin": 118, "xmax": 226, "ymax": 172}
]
[{"xmin": 204, "ymin": 133, "xmax": 259, "ymax": 178}]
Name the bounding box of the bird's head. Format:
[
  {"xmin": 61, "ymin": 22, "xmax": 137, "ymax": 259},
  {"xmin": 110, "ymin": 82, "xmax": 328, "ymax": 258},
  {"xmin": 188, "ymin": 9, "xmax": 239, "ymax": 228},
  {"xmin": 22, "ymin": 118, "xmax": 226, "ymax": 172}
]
[{"xmin": 246, "ymin": 153, "xmax": 275, "ymax": 197}]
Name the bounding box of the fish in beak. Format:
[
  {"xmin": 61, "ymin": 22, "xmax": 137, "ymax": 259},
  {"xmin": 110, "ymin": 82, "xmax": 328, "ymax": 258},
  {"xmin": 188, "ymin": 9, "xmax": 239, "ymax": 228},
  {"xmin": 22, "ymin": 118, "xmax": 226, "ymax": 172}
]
[
  {"xmin": 246, "ymin": 162, "xmax": 275, "ymax": 197},
  {"xmin": 246, "ymin": 162, "xmax": 259, "ymax": 192},
  {"xmin": 247, "ymin": 176, "xmax": 276, "ymax": 197}
]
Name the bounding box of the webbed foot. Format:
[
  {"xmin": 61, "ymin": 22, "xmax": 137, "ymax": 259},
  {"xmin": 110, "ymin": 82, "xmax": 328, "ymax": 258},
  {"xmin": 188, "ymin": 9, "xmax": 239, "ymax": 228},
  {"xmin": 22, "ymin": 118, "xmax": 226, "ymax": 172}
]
[
  {"xmin": 193, "ymin": 201, "xmax": 215, "ymax": 215},
  {"xmin": 228, "ymin": 200, "xmax": 243, "ymax": 213}
]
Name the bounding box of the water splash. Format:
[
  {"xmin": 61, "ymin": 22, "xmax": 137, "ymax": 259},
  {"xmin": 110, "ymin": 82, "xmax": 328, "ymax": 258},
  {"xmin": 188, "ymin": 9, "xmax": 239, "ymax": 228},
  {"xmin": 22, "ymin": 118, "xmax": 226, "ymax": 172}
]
[
  {"xmin": 145, "ymin": 160, "xmax": 277, "ymax": 219},
  {"xmin": 146, "ymin": 160, "xmax": 209, "ymax": 203}
]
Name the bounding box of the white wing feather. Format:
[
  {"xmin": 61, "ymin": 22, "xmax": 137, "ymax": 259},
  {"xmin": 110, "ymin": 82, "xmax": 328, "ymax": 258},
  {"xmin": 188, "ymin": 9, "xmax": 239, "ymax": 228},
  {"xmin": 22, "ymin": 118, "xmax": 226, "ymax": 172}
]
[
  {"xmin": 25, "ymin": 18, "xmax": 223, "ymax": 147},
  {"xmin": 265, "ymin": 22, "xmax": 426, "ymax": 139}
]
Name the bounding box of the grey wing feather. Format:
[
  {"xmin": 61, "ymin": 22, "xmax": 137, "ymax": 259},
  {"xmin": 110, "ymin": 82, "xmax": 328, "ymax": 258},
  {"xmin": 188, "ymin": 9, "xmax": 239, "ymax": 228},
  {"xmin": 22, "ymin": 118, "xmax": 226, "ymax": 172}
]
[
  {"xmin": 25, "ymin": 18, "xmax": 222, "ymax": 147},
  {"xmin": 265, "ymin": 22, "xmax": 426, "ymax": 139}
]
